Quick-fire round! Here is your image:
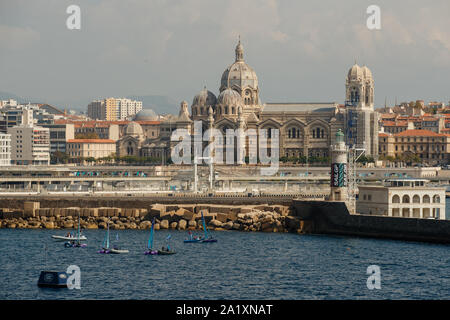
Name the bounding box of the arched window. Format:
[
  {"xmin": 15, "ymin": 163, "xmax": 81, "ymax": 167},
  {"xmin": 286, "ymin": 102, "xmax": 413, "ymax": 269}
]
[
  {"xmin": 433, "ymin": 195, "xmax": 440, "ymax": 203},
  {"xmin": 231, "ymin": 107, "xmax": 235, "ymax": 114},
  {"xmin": 412, "ymin": 195, "xmax": 420, "ymax": 203},
  {"xmin": 402, "ymin": 195, "xmax": 410, "ymax": 203},
  {"xmin": 392, "ymin": 195, "xmax": 400, "ymax": 203},
  {"xmin": 423, "ymin": 195, "xmax": 430, "ymax": 203},
  {"xmin": 225, "ymin": 106, "xmax": 229, "ymax": 114},
  {"xmin": 200, "ymin": 107, "xmax": 204, "ymax": 115}
]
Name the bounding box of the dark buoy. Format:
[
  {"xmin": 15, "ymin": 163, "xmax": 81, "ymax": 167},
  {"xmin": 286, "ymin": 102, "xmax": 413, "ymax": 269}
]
[{"xmin": 37, "ymin": 271, "xmax": 68, "ymax": 288}]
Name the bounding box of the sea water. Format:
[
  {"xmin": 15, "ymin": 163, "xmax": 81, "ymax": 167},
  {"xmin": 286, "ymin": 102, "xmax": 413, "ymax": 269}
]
[{"xmin": 0, "ymin": 228, "xmax": 449, "ymax": 300}]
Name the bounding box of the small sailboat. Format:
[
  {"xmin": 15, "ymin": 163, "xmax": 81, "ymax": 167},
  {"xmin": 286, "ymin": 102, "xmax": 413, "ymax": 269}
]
[
  {"xmin": 200, "ymin": 212, "xmax": 217, "ymax": 243},
  {"xmin": 144, "ymin": 218, "xmax": 158, "ymax": 255},
  {"xmin": 183, "ymin": 212, "xmax": 217, "ymax": 243},
  {"xmin": 52, "ymin": 211, "xmax": 87, "ymax": 242},
  {"xmin": 97, "ymin": 219, "xmax": 129, "ymax": 254},
  {"xmin": 183, "ymin": 230, "xmax": 203, "ymax": 243},
  {"xmin": 64, "ymin": 211, "xmax": 87, "ymax": 248},
  {"xmin": 157, "ymin": 234, "xmax": 176, "ymax": 255}
]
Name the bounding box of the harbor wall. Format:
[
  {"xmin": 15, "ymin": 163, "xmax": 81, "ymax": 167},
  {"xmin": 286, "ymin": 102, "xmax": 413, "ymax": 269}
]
[{"xmin": 292, "ymin": 200, "xmax": 450, "ymax": 243}]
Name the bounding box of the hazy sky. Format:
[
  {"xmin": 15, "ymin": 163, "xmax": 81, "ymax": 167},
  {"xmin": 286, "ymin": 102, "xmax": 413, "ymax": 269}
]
[{"xmin": 1, "ymin": 0, "xmax": 449, "ymax": 111}]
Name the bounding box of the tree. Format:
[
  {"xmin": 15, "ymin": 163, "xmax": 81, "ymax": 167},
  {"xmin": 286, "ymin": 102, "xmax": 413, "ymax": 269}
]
[{"xmin": 51, "ymin": 151, "xmax": 70, "ymax": 164}]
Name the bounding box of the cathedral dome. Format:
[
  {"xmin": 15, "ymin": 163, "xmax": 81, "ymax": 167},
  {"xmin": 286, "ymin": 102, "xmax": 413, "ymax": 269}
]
[
  {"xmin": 220, "ymin": 39, "xmax": 258, "ymax": 92},
  {"xmin": 134, "ymin": 109, "xmax": 158, "ymax": 121},
  {"xmin": 125, "ymin": 121, "xmax": 143, "ymax": 136},
  {"xmin": 362, "ymin": 66, "xmax": 373, "ymax": 80},
  {"xmin": 217, "ymin": 88, "xmax": 244, "ymax": 106},
  {"xmin": 347, "ymin": 63, "xmax": 364, "ymax": 80},
  {"xmin": 192, "ymin": 87, "xmax": 217, "ymax": 107}
]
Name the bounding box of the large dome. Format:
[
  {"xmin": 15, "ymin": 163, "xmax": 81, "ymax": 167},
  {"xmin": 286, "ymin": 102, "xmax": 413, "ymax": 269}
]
[
  {"xmin": 192, "ymin": 87, "xmax": 217, "ymax": 107},
  {"xmin": 220, "ymin": 40, "xmax": 258, "ymax": 92},
  {"xmin": 217, "ymin": 88, "xmax": 244, "ymax": 106},
  {"xmin": 125, "ymin": 121, "xmax": 143, "ymax": 136},
  {"xmin": 134, "ymin": 109, "xmax": 158, "ymax": 121}
]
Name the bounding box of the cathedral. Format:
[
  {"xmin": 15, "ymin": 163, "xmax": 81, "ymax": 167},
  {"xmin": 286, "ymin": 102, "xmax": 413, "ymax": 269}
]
[{"xmin": 117, "ymin": 39, "xmax": 379, "ymax": 162}]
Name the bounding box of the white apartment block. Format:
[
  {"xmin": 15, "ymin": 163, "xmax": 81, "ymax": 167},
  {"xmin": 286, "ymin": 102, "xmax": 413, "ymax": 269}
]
[
  {"xmin": 7, "ymin": 125, "xmax": 50, "ymax": 165},
  {"xmin": 87, "ymin": 98, "xmax": 143, "ymax": 120},
  {"xmin": 0, "ymin": 133, "xmax": 11, "ymax": 166}
]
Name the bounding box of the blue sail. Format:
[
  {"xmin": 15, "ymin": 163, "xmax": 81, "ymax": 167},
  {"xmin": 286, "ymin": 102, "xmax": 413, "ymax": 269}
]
[
  {"xmin": 201, "ymin": 212, "xmax": 208, "ymax": 239},
  {"xmin": 147, "ymin": 218, "xmax": 155, "ymax": 250},
  {"xmin": 106, "ymin": 221, "xmax": 110, "ymax": 249}
]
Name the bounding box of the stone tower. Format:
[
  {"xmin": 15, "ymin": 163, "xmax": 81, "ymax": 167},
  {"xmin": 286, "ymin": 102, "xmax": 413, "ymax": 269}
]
[
  {"xmin": 329, "ymin": 129, "xmax": 348, "ymax": 201},
  {"xmin": 344, "ymin": 63, "xmax": 378, "ymax": 158}
]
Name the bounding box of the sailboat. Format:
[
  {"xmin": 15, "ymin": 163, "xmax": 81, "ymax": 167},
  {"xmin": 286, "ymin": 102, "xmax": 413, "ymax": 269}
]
[
  {"xmin": 157, "ymin": 234, "xmax": 176, "ymax": 255},
  {"xmin": 64, "ymin": 211, "xmax": 87, "ymax": 248},
  {"xmin": 52, "ymin": 211, "xmax": 87, "ymax": 242},
  {"xmin": 184, "ymin": 212, "xmax": 217, "ymax": 243},
  {"xmin": 144, "ymin": 218, "xmax": 158, "ymax": 255},
  {"xmin": 200, "ymin": 212, "xmax": 217, "ymax": 243},
  {"xmin": 97, "ymin": 219, "xmax": 129, "ymax": 254}
]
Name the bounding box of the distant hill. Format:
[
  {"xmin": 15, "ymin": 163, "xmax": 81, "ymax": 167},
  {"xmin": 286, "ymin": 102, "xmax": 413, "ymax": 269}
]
[
  {"xmin": 127, "ymin": 95, "xmax": 179, "ymax": 115},
  {"xmin": 0, "ymin": 91, "xmax": 27, "ymax": 103}
]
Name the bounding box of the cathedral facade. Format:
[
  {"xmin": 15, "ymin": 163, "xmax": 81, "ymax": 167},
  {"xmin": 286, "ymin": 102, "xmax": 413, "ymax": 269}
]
[{"xmin": 117, "ymin": 40, "xmax": 379, "ymax": 162}]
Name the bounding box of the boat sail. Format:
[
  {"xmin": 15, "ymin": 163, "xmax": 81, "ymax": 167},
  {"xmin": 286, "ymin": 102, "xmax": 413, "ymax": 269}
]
[
  {"xmin": 98, "ymin": 219, "xmax": 129, "ymax": 254},
  {"xmin": 200, "ymin": 212, "xmax": 217, "ymax": 243},
  {"xmin": 64, "ymin": 211, "xmax": 87, "ymax": 248},
  {"xmin": 144, "ymin": 218, "xmax": 158, "ymax": 255}
]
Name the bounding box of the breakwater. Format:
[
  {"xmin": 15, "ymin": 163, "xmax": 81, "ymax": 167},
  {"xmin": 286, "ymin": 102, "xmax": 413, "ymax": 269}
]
[
  {"xmin": 292, "ymin": 200, "xmax": 450, "ymax": 244},
  {"xmin": 0, "ymin": 202, "xmax": 311, "ymax": 234}
]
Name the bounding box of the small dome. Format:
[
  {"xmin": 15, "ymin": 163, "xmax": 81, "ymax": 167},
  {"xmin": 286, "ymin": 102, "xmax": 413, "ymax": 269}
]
[
  {"xmin": 217, "ymin": 88, "xmax": 244, "ymax": 106},
  {"xmin": 192, "ymin": 88, "xmax": 217, "ymax": 107},
  {"xmin": 347, "ymin": 63, "xmax": 364, "ymax": 80},
  {"xmin": 362, "ymin": 66, "xmax": 373, "ymax": 79},
  {"xmin": 134, "ymin": 109, "xmax": 158, "ymax": 121},
  {"xmin": 125, "ymin": 121, "xmax": 143, "ymax": 136}
]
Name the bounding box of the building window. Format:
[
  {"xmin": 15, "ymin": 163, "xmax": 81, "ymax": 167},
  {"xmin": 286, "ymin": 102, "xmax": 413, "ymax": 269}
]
[{"xmin": 402, "ymin": 195, "xmax": 410, "ymax": 203}]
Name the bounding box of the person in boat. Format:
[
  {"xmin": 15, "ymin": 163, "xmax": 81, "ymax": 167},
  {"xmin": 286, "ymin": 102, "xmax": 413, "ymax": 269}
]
[{"xmin": 167, "ymin": 244, "xmax": 171, "ymax": 251}]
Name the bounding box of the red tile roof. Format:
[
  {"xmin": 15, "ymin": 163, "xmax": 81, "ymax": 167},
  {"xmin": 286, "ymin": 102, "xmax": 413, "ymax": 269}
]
[{"xmin": 394, "ymin": 129, "xmax": 445, "ymax": 137}]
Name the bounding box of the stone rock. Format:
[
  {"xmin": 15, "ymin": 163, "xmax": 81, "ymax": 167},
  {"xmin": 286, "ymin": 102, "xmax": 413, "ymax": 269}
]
[
  {"xmin": 178, "ymin": 219, "xmax": 187, "ymax": 230},
  {"xmin": 63, "ymin": 222, "xmax": 74, "ymax": 228},
  {"xmin": 87, "ymin": 223, "xmax": 98, "ymax": 229},
  {"xmin": 232, "ymin": 223, "xmax": 241, "ymax": 230},
  {"xmin": 154, "ymin": 223, "xmax": 160, "ymax": 230},
  {"xmin": 98, "ymin": 222, "xmax": 107, "ymax": 229},
  {"xmin": 188, "ymin": 220, "xmax": 197, "ymax": 228},
  {"xmin": 170, "ymin": 222, "xmax": 178, "ymax": 229},
  {"xmin": 209, "ymin": 219, "xmax": 223, "ymax": 228},
  {"xmin": 223, "ymin": 221, "xmax": 233, "ymax": 230},
  {"xmin": 216, "ymin": 213, "xmax": 229, "ymax": 223},
  {"xmin": 139, "ymin": 221, "xmax": 152, "ymax": 229},
  {"xmin": 160, "ymin": 219, "xmax": 169, "ymax": 229},
  {"xmin": 44, "ymin": 221, "xmax": 55, "ymax": 229},
  {"xmin": 7, "ymin": 223, "xmax": 17, "ymax": 229}
]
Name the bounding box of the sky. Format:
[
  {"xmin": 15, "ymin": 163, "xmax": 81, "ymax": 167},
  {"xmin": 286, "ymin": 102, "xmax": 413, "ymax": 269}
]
[{"xmin": 0, "ymin": 0, "xmax": 449, "ymax": 112}]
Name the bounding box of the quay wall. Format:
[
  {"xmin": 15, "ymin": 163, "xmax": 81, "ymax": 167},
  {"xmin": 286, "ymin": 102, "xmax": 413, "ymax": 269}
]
[{"xmin": 292, "ymin": 200, "xmax": 450, "ymax": 244}]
